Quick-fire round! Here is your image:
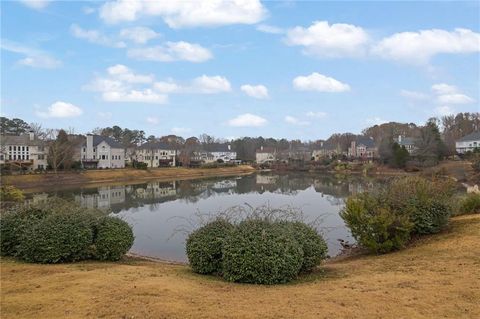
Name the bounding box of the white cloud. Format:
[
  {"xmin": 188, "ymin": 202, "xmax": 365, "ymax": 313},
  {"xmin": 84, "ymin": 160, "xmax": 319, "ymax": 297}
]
[
  {"xmin": 227, "ymin": 113, "xmax": 267, "ymax": 127},
  {"xmin": 285, "ymin": 21, "xmax": 369, "ymax": 58},
  {"xmin": 256, "ymin": 24, "xmax": 284, "ymax": 34},
  {"xmin": 36, "ymin": 101, "xmax": 83, "ymax": 118},
  {"xmin": 119, "ymin": 26, "xmax": 159, "ymax": 44},
  {"xmin": 107, "ymin": 64, "xmax": 153, "ymax": 83},
  {"xmin": 102, "ymin": 89, "xmax": 167, "ymax": 104},
  {"xmin": 306, "ymin": 111, "xmax": 327, "ymax": 118},
  {"xmin": 284, "ymin": 115, "xmax": 309, "ymax": 126},
  {"xmin": 1, "ymin": 39, "xmax": 61, "ymax": 69},
  {"xmin": 372, "ymin": 28, "xmax": 480, "ymax": 64},
  {"xmin": 191, "ymin": 75, "xmax": 232, "ymax": 94},
  {"xmin": 127, "ymin": 41, "xmax": 212, "ymax": 62},
  {"xmin": 431, "ymin": 83, "xmax": 458, "ymax": 95},
  {"xmin": 99, "ymin": 0, "xmax": 266, "ymax": 28},
  {"xmin": 366, "ymin": 117, "xmax": 388, "ymax": 126},
  {"xmin": 83, "ymin": 7, "xmax": 95, "ymax": 15},
  {"xmin": 171, "ymin": 127, "xmax": 192, "ymax": 134},
  {"xmin": 435, "ymin": 105, "xmax": 456, "ymax": 116},
  {"xmin": 19, "ymin": 0, "xmax": 51, "ymax": 10},
  {"xmin": 70, "ymin": 24, "xmax": 126, "ymax": 48},
  {"xmin": 400, "ymin": 89, "xmax": 430, "ymax": 101},
  {"xmin": 437, "ymin": 93, "xmax": 475, "ymax": 105},
  {"xmin": 240, "ymin": 84, "xmax": 269, "ymax": 99},
  {"xmin": 146, "ymin": 116, "xmax": 159, "ymax": 124},
  {"xmin": 293, "ymin": 72, "xmax": 350, "ymax": 92}
]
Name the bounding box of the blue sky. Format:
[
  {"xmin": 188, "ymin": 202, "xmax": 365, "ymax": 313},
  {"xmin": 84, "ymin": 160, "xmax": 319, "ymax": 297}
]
[{"xmin": 1, "ymin": 0, "xmax": 479, "ymax": 140}]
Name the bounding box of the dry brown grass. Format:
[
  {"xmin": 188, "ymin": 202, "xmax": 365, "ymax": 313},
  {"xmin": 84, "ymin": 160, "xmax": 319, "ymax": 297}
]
[
  {"xmin": 2, "ymin": 166, "xmax": 255, "ymax": 193},
  {"xmin": 1, "ymin": 214, "xmax": 479, "ymax": 319}
]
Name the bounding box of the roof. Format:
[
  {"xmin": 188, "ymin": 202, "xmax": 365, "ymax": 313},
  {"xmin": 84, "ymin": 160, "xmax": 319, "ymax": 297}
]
[
  {"xmin": 83, "ymin": 135, "xmax": 123, "ymax": 148},
  {"xmin": 394, "ymin": 136, "xmax": 416, "ymax": 146},
  {"xmin": 138, "ymin": 142, "xmax": 177, "ymax": 150},
  {"xmin": 458, "ymin": 131, "xmax": 480, "ymax": 142},
  {"xmin": 313, "ymin": 143, "xmax": 337, "ymax": 151},
  {"xmin": 0, "ymin": 133, "xmax": 45, "ymax": 146},
  {"xmin": 256, "ymin": 146, "xmax": 276, "ymax": 153},
  {"xmin": 355, "ymin": 136, "xmax": 376, "ymax": 148},
  {"xmin": 204, "ymin": 143, "xmax": 234, "ymax": 152}
]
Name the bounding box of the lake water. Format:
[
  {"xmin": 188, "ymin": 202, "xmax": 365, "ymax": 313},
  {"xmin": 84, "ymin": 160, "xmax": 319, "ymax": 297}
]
[{"xmin": 25, "ymin": 173, "xmax": 384, "ymax": 262}]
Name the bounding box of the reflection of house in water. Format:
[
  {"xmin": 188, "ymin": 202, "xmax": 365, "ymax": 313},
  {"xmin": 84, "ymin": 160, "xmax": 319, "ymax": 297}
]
[
  {"xmin": 25, "ymin": 193, "xmax": 49, "ymax": 205},
  {"xmin": 75, "ymin": 186, "xmax": 126, "ymax": 209},
  {"xmin": 134, "ymin": 181, "xmax": 177, "ymax": 199},
  {"xmin": 256, "ymin": 174, "xmax": 278, "ymax": 185},
  {"xmin": 212, "ymin": 180, "xmax": 237, "ymax": 192}
]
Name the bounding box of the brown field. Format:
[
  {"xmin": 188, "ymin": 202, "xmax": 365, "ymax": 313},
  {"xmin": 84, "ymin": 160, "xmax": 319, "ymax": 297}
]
[
  {"xmin": 2, "ymin": 165, "xmax": 255, "ymax": 193},
  {"xmin": 1, "ymin": 214, "xmax": 479, "ymax": 319}
]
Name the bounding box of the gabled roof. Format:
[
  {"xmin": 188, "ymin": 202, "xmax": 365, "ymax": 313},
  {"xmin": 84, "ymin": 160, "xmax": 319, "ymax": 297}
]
[
  {"xmin": 204, "ymin": 143, "xmax": 234, "ymax": 152},
  {"xmin": 83, "ymin": 135, "xmax": 123, "ymax": 148},
  {"xmin": 355, "ymin": 136, "xmax": 376, "ymax": 148},
  {"xmin": 0, "ymin": 133, "xmax": 45, "ymax": 146},
  {"xmin": 138, "ymin": 141, "xmax": 176, "ymax": 150},
  {"xmin": 458, "ymin": 131, "xmax": 480, "ymax": 142}
]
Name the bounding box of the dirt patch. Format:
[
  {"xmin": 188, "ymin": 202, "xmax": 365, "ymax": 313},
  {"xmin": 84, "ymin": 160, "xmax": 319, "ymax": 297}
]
[{"xmin": 1, "ymin": 214, "xmax": 479, "ymax": 319}]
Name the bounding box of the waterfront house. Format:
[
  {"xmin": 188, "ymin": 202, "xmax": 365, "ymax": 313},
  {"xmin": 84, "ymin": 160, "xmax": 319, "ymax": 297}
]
[
  {"xmin": 393, "ymin": 135, "xmax": 417, "ymax": 154},
  {"xmin": 0, "ymin": 131, "xmax": 48, "ymax": 170},
  {"xmin": 312, "ymin": 142, "xmax": 343, "ymax": 160},
  {"xmin": 81, "ymin": 134, "xmax": 125, "ymax": 169},
  {"xmin": 256, "ymin": 146, "xmax": 277, "ymax": 163},
  {"xmin": 348, "ymin": 136, "xmax": 377, "ymax": 159},
  {"xmin": 136, "ymin": 142, "xmax": 177, "ymax": 167},
  {"xmin": 205, "ymin": 143, "xmax": 237, "ymax": 163},
  {"xmin": 456, "ymin": 131, "xmax": 480, "ymax": 154}
]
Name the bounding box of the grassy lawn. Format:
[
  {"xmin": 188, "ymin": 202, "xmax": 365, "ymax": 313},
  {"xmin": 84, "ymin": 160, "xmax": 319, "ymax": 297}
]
[{"xmin": 1, "ymin": 214, "xmax": 479, "ymax": 319}]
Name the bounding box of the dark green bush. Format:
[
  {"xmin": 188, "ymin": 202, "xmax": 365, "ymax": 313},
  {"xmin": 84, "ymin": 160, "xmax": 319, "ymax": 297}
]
[
  {"xmin": 407, "ymin": 200, "xmax": 451, "ymax": 234},
  {"xmin": 0, "ymin": 212, "xmax": 25, "ymax": 256},
  {"xmin": 459, "ymin": 193, "xmax": 480, "ymax": 215},
  {"xmin": 340, "ymin": 193, "xmax": 413, "ymax": 254},
  {"xmin": 186, "ymin": 219, "xmax": 233, "ymax": 274},
  {"xmin": 93, "ymin": 216, "xmax": 135, "ymax": 261},
  {"xmin": 222, "ymin": 219, "xmax": 304, "ymax": 284},
  {"xmin": 281, "ymin": 221, "xmax": 328, "ymax": 272},
  {"xmin": 16, "ymin": 213, "xmax": 94, "ymax": 263}
]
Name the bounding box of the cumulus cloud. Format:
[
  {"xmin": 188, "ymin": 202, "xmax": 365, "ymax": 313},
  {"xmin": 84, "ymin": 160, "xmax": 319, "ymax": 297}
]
[
  {"xmin": 102, "ymin": 89, "xmax": 167, "ymax": 104},
  {"xmin": 1, "ymin": 39, "xmax": 61, "ymax": 69},
  {"xmin": 285, "ymin": 21, "xmax": 369, "ymax": 58},
  {"xmin": 256, "ymin": 24, "xmax": 284, "ymax": 34},
  {"xmin": 284, "ymin": 116, "xmax": 309, "ymax": 126},
  {"xmin": 119, "ymin": 26, "xmax": 159, "ymax": 44},
  {"xmin": 431, "ymin": 83, "xmax": 459, "ymax": 95},
  {"xmin": 19, "ymin": 0, "xmax": 51, "ymax": 10},
  {"xmin": 431, "ymin": 83, "xmax": 475, "ymax": 105},
  {"xmin": 240, "ymin": 84, "xmax": 269, "ymax": 99},
  {"xmin": 99, "ymin": 0, "xmax": 266, "ymax": 28},
  {"xmin": 227, "ymin": 113, "xmax": 267, "ymax": 127},
  {"xmin": 306, "ymin": 111, "xmax": 327, "ymax": 118},
  {"xmin": 372, "ymin": 28, "xmax": 480, "ymax": 64},
  {"xmin": 154, "ymin": 75, "xmax": 231, "ymax": 94},
  {"xmin": 70, "ymin": 24, "xmax": 126, "ymax": 48},
  {"xmin": 127, "ymin": 41, "xmax": 212, "ymax": 62},
  {"xmin": 293, "ymin": 72, "xmax": 350, "ymax": 92},
  {"xmin": 36, "ymin": 101, "xmax": 83, "ymax": 118},
  {"xmin": 107, "ymin": 64, "xmax": 153, "ymax": 83},
  {"xmin": 400, "ymin": 89, "xmax": 430, "ymax": 101}
]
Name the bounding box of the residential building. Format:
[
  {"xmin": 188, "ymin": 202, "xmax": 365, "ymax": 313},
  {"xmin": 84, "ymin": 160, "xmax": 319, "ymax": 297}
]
[
  {"xmin": 312, "ymin": 142, "xmax": 343, "ymax": 160},
  {"xmin": 205, "ymin": 144, "xmax": 237, "ymax": 162},
  {"xmin": 256, "ymin": 146, "xmax": 277, "ymax": 163},
  {"xmin": 348, "ymin": 136, "xmax": 377, "ymax": 159},
  {"xmin": 81, "ymin": 134, "xmax": 125, "ymax": 169},
  {"xmin": 393, "ymin": 135, "xmax": 417, "ymax": 154},
  {"xmin": 136, "ymin": 142, "xmax": 177, "ymax": 167},
  {"xmin": 456, "ymin": 131, "xmax": 480, "ymax": 154},
  {"xmin": 0, "ymin": 131, "xmax": 48, "ymax": 170}
]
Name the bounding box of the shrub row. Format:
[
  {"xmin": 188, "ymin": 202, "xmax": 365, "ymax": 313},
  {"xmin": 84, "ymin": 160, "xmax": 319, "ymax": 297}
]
[
  {"xmin": 186, "ymin": 218, "xmax": 328, "ymax": 284},
  {"xmin": 0, "ymin": 198, "xmax": 134, "ymax": 263},
  {"xmin": 340, "ymin": 176, "xmax": 455, "ymax": 254}
]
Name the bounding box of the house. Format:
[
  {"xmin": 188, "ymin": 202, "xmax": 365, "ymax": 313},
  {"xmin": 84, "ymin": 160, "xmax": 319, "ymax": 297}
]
[
  {"xmin": 312, "ymin": 142, "xmax": 343, "ymax": 160},
  {"xmin": 456, "ymin": 131, "xmax": 480, "ymax": 154},
  {"xmin": 204, "ymin": 144, "xmax": 236, "ymax": 163},
  {"xmin": 0, "ymin": 131, "xmax": 48, "ymax": 170},
  {"xmin": 136, "ymin": 142, "xmax": 177, "ymax": 167},
  {"xmin": 393, "ymin": 135, "xmax": 417, "ymax": 154},
  {"xmin": 81, "ymin": 134, "xmax": 125, "ymax": 169},
  {"xmin": 256, "ymin": 146, "xmax": 277, "ymax": 163},
  {"xmin": 348, "ymin": 136, "xmax": 377, "ymax": 159}
]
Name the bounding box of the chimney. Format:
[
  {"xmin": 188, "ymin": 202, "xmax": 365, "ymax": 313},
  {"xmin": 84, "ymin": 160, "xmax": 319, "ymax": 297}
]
[
  {"xmin": 87, "ymin": 134, "xmax": 93, "ymax": 152},
  {"xmin": 398, "ymin": 135, "xmax": 402, "ymax": 143},
  {"xmin": 29, "ymin": 131, "xmax": 34, "ymax": 141},
  {"xmin": 228, "ymin": 144, "xmax": 231, "ymax": 151},
  {"xmin": 320, "ymin": 141, "xmax": 324, "ymax": 147},
  {"xmin": 261, "ymin": 146, "xmax": 264, "ymax": 151}
]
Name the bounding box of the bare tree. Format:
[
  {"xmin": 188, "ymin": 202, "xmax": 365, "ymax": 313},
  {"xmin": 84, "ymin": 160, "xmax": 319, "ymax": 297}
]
[{"xmin": 47, "ymin": 129, "xmax": 74, "ymax": 174}]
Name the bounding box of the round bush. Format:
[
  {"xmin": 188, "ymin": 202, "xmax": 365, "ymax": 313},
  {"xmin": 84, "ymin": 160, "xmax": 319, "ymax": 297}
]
[
  {"xmin": 0, "ymin": 212, "xmax": 25, "ymax": 256},
  {"xmin": 222, "ymin": 219, "xmax": 304, "ymax": 284},
  {"xmin": 186, "ymin": 219, "xmax": 233, "ymax": 274},
  {"xmin": 94, "ymin": 216, "xmax": 134, "ymax": 261},
  {"xmin": 408, "ymin": 200, "xmax": 451, "ymax": 234},
  {"xmin": 282, "ymin": 221, "xmax": 328, "ymax": 272},
  {"xmin": 16, "ymin": 213, "xmax": 94, "ymax": 263}
]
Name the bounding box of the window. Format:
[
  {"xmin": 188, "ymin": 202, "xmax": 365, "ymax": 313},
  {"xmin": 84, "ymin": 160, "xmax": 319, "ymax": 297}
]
[
  {"xmin": 93, "ymin": 155, "xmax": 96, "ymax": 159},
  {"xmin": 9, "ymin": 146, "xmax": 12, "ymax": 151},
  {"xmin": 22, "ymin": 146, "xmax": 25, "ymax": 151},
  {"xmin": 83, "ymin": 147, "xmax": 86, "ymax": 152},
  {"xmin": 9, "ymin": 155, "xmax": 12, "ymax": 160},
  {"xmin": 13, "ymin": 146, "xmax": 16, "ymax": 151},
  {"xmin": 13, "ymin": 155, "xmax": 16, "ymax": 160},
  {"xmin": 0, "ymin": 155, "xmax": 3, "ymax": 160},
  {"xmin": 102, "ymin": 155, "xmax": 106, "ymax": 160},
  {"xmin": 38, "ymin": 155, "xmax": 45, "ymax": 160},
  {"xmin": 93, "ymin": 148, "xmax": 96, "ymax": 152},
  {"xmin": 26, "ymin": 146, "xmax": 29, "ymax": 152}
]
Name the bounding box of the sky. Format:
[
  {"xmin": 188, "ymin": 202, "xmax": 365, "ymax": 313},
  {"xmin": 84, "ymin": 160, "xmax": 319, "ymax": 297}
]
[{"xmin": 1, "ymin": 0, "xmax": 479, "ymax": 141}]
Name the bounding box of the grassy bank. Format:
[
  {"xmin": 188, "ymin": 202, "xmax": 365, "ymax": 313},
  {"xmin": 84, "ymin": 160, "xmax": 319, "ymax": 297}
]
[
  {"xmin": 2, "ymin": 166, "xmax": 255, "ymax": 193},
  {"xmin": 1, "ymin": 214, "xmax": 478, "ymax": 319}
]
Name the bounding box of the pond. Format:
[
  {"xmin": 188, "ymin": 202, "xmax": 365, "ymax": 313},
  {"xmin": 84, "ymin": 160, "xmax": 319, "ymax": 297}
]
[{"xmin": 25, "ymin": 172, "xmax": 385, "ymax": 262}]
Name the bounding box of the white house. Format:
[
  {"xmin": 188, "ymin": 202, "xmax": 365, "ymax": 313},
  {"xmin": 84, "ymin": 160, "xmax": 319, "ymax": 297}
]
[
  {"xmin": 256, "ymin": 146, "xmax": 276, "ymax": 163},
  {"xmin": 456, "ymin": 132, "xmax": 480, "ymax": 154},
  {"xmin": 206, "ymin": 144, "xmax": 236, "ymax": 162},
  {"xmin": 81, "ymin": 134, "xmax": 125, "ymax": 169},
  {"xmin": 0, "ymin": 131, "xmax": 48, "ymax": 170},
  {"xmin": 136, "ymin": 142, "xmax": 177, "ymax": 167},
  {"xmin": 394, "ymin": 135, "xmax": 417, "ymax": 154}
]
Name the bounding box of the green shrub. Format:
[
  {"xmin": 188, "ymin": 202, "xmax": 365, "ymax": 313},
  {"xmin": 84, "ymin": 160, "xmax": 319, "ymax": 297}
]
[
  {"xmin": 16, "ymin": 213, "xmax": 94, "ymax": 263},
  {"xmin": 186, "ymin": 219, "xmax": 234, "ymax": 274},
  {"xmin": 281, "ymin": 221, "xmax": 328, "ymax": 272},
  {"xmin": 222, "ymin": 219, "xmax": 303, "ymax": 284},
  {"xmin": 459, "ymin": 193, "xmax": 480, "ymax": 215},
  {"xmin": 93, "ymin": 216, "xmax": 134, "ymax": 261},
  {"xmin": 340, "ymin": 193, "xmax": 413, "ymax": 254},
  {"xmin": 0, "ymin": 212, "xmax": 25, "ymax": 256},
  {"xmin": 406, "ymin": 200, "xmax": 451, "ymax": 234},
  {"xmin": 0, "ymin": 185, "xmax": 25, "ymax": 203}
]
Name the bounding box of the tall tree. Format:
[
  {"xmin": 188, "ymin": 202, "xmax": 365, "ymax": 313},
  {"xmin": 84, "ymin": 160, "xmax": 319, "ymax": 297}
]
[
  {"xmin": 0, "ymin": 117, "xmax": 30, "ymax": 135},
  {"xmin": 47, "ymin": 129, "xmax": 74, "ymax": 173}
]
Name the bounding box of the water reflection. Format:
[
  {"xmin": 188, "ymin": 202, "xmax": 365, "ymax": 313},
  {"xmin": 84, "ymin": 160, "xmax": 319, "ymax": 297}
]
[{"xmin": 26, "ymin": 173, "xmax": 384, "ymax": 262}]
